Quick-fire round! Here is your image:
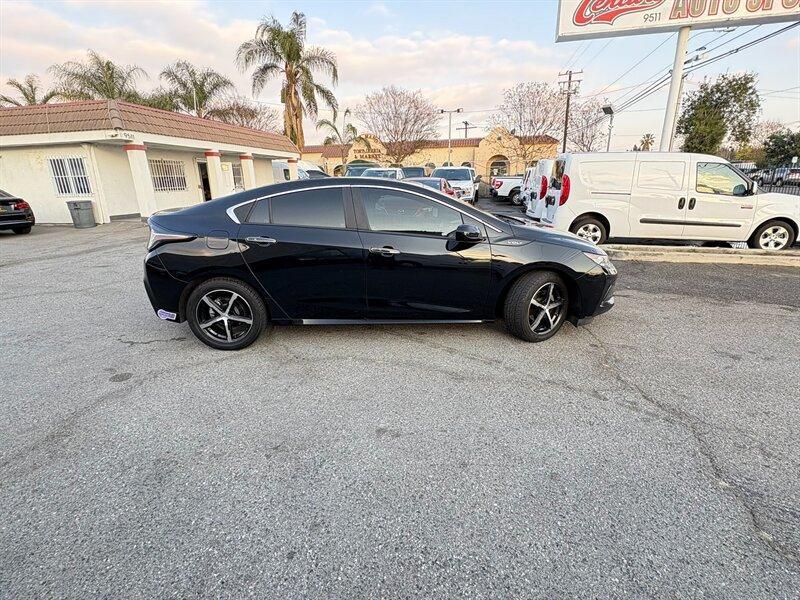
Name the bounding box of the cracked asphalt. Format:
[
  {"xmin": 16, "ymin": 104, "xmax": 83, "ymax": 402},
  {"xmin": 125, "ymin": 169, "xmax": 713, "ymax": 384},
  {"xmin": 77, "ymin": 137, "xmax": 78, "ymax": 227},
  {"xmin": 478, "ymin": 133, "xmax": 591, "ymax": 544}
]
[{"xmin": 1, "ymin": 222, "xmax": 799, "ymax": 599}]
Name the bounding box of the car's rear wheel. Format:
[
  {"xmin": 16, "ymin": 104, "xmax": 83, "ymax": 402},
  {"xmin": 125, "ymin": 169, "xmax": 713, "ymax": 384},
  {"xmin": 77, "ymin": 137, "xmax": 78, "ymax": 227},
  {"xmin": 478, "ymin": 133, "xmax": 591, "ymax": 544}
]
[
  {"xmin": 186, "ymin": 278, "xmax": 267, "ymax": 350},
  {"xmin": 570, "ymin": 216, "xmax": 608, "ymax": 245},
  {"xmin": 504, "ymin": 271, "xmax": 569, "ymax": 343},
  {"xmin": 509, "ymin": 189, "xmax": 521, "ymax": 205},
  {"xmin": 13, "ymin": 226, "xmax": 32, "ymax": 235},
  {"xmin": 749, "ymin": 220, "xmax": 795, "ymax": 251}
]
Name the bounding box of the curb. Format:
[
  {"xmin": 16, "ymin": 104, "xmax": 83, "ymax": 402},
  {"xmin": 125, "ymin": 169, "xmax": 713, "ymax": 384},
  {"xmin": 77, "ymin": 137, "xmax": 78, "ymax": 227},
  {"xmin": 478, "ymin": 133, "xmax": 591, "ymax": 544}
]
[{"xmin": 604, "ymin": 244, "xmax": 800, "ymax": 267}]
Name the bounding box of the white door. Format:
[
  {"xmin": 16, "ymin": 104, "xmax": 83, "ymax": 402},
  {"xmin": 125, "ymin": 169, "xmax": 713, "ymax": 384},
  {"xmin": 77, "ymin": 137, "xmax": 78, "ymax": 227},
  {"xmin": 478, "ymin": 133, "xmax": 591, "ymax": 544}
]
[
  {"xmin": 220, "ymin": 162, "xmax": 236, "ymax": 195},
  {"xmin": 684, "ymin": 160, "xmax": 755, "ymax": 241},
  {"xmin": 628, "ymin": 158, "xmax": 688, "ymax": 238}
]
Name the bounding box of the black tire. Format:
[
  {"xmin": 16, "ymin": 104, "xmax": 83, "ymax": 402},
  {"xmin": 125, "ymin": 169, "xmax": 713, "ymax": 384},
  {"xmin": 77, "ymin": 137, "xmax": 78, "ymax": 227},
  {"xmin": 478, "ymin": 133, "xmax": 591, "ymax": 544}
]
[
  {"xmin": 472, "ymin": 192, "xmax": 478, "ymax": 205},
  {"xmin": 503, "ymin": 271, "xmax": 569, "ymax": 343},
  {"xmin": 186, "ymin": 277, "xmax": 268, "ymax": 350},
  {"xmin": 509, "ymin": 189, "xmax": 521, "ymax": 205},
  {"xmin": 570, "ymin": 216, "xmax": 608, "ymax": 245},
  {"xmin": 748, "ymin": 220, "xmax": 796, "ymax": 251},
  {"xmin": 13, "ymin": 226, "xmax": 32, "ymax": 235}
]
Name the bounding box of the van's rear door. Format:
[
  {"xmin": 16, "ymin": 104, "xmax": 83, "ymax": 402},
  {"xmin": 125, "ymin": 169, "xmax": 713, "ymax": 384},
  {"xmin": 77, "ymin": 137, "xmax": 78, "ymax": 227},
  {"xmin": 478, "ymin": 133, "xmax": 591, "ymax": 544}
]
[{"xmin": 628, "ymin": 157, "xmax": 689, "ymax": 239}]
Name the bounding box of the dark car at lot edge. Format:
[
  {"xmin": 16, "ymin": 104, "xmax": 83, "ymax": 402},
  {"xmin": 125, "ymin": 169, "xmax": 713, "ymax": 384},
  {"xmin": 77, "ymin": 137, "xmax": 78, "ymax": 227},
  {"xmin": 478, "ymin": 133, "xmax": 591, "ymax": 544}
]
[
  {"xmin": 144, "ymin": 178, "xmax": 617, "ymax": 350},
  {"xmin": 0, "ymin": 189, "xmax": 35, "ymax": 234}
]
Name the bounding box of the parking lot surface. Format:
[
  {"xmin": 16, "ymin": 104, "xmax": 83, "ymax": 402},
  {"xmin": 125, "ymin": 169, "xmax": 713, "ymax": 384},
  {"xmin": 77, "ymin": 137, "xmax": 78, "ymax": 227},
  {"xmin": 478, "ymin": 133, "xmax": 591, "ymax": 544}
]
[{"xmin": 2, "ymin": 223, "xmax": 799, "ymax": 598}]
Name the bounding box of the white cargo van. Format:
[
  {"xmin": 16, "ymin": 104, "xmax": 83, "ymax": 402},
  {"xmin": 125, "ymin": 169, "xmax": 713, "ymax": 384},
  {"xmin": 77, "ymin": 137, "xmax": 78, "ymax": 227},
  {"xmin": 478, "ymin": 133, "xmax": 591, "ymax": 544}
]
[
  {"xmin": 523, "ymin": 159, "xmax": 555, "ymax": 220},
  {"xmin": 544, "ymin": 152, "xmax": 800, "ymax": 250}
]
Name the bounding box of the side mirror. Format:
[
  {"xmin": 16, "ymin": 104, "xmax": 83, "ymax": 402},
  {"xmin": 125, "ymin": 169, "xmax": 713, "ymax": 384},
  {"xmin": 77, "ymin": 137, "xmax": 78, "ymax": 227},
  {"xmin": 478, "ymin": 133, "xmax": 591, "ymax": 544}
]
[{"xmin": 454, "ymin": 223, "xmax": 484, "ymax": 242}]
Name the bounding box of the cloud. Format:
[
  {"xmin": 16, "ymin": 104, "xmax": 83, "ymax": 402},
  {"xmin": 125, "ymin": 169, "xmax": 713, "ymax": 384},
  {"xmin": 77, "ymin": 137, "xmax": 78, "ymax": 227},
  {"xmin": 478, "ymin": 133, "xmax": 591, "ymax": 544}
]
[
  {"xmin": 0, "ymin": 0, "xmax": 561, "ymax": 143},
  {"xmin": 365, "ymin": 2, "xmax": 392, "ymax": 17}
]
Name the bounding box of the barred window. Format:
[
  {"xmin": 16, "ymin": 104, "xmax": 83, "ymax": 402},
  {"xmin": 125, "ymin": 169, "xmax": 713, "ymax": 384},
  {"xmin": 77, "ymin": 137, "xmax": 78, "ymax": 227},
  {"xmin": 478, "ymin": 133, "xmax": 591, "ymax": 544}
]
[
  {"xmin": 232, "ymin": 163, "xmax": 244, "ymax": 190},
  {"xmin": 148, "ymin": 159, "xmax": 187, "ymax": 192},
  {"xmin": 48, "ymin": 157, "xmax": 92, "ymax": 196}
]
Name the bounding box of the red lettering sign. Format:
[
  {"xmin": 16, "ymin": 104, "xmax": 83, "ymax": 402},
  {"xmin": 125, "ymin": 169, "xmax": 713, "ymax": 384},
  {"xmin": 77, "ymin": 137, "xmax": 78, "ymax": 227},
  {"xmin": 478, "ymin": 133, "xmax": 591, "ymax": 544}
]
[{"xmin": 573, "ymin": 0, "xmax": 667, "ymax": 25}]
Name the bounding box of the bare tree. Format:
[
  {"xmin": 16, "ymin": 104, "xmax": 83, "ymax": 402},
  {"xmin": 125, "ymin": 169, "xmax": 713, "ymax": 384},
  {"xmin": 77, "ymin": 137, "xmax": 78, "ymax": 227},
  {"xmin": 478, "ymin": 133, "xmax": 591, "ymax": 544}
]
[
  {"xmin": 568, "ymin": 97, "xmax": 607, "ymax": 152},
  {"xmin": 355, "ymin": 86, "xmax": 439, "ymax": 164},
  {"xmin": 211, "ymin": 95, "xmax": 280, "ymax": 131},
  {"xmin": 490, "ymin": 82, "xmax": 563, "ymax": 166}
]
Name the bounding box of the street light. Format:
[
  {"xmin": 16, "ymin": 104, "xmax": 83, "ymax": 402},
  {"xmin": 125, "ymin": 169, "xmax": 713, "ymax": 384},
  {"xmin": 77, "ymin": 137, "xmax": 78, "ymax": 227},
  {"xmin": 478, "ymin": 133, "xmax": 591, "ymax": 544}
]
[
  {"xmin": 602, "ymin": 104, "xmax": 614, "ymax": 152},
  {"xmin": 440, "ymin": 108, "xmax": 463, "ymax": 165}
]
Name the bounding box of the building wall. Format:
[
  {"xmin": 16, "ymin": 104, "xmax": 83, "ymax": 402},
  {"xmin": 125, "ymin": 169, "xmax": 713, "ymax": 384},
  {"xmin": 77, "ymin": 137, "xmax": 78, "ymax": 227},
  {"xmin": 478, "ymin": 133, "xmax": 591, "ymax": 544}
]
[
  {"xmin": 145, "ymin": 148, "xmax": 206, "ymax": 211},
  {"xmin": 254, "ymin": 158, "xmax": 277, "ymax": 187},
  {"xmin": 91, "ymin": 145, "xmax": 139, "ymax": 217},
  {"xmin": 0, "ymin": 144, "xmax": 99, "ymax": 223}
]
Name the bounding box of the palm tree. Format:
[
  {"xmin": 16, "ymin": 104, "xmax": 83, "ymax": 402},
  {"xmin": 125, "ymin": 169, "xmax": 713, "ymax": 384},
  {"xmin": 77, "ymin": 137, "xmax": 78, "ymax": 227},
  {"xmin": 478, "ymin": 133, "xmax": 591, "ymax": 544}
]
[
  {"xmin": 0, "ymin": 74, "xmax": 58, "ymax": 106},
  {"xmin": 50, "ymin": 50, "xmax": 146, "ymax": 101},
  {"xmin": 316, "ymin": 109, "xmax": 369, "ymax": 175},
  {"xmin": 159, "ymin": 61, "xmax": 235, "ymax": 118},
  {"xmin": 237, "ymin": 11, "xmax": 338, "ymax": 147},
  {"xmin": 640, "ymin": 133, "xmax": 656, "ymax": 151}
]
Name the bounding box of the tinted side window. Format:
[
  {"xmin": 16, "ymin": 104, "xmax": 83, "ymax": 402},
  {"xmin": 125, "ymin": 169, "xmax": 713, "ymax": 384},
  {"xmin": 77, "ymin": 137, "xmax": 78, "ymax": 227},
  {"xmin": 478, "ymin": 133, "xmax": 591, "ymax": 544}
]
[
  {"xmin": 696, "ymin": 162, "xmax": 748, "ymax": 196},
  {"xmin": 360, "ymin": 188, "xmax": 462, "ymax": 236},
  {"xmin": 246, "ymin": 199, "xmax": 269, "ymax": 224},
  {"xmin": 637, "ymin": 161, "xmax": 685, "ymax": 191},
  {"xmin": 270, "ymin": 188, "xmax": 346, "ymax": 228}
]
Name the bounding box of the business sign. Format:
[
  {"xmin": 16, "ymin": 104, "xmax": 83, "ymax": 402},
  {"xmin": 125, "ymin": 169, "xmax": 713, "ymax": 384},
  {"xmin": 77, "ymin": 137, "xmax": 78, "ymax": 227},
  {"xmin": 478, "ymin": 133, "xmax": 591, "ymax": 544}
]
[{"xmin": 557, "ymin": 0, "xmax": 800, "ymax": 41}]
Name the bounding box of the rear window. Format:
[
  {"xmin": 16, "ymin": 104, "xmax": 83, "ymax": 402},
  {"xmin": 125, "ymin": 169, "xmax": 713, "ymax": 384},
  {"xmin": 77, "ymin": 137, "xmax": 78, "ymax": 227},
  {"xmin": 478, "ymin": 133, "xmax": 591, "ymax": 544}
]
[
  {"xmin": 402, "ymin": 167, "xmax": 425, "ymax": 177},
  {"xmin": 579, "ymin": 161, "xmax": 634, "ymax": 192},
  {"xmin": 362, "ymin": 169, "xmax": 398, "ymax": 179},
  {"xmin": 432, "ymin": 168, "xmax": 470, "ymax": 181},
  {"xmin": 260, "ymin": 188, "xmax": 346, "ymax": 229}
]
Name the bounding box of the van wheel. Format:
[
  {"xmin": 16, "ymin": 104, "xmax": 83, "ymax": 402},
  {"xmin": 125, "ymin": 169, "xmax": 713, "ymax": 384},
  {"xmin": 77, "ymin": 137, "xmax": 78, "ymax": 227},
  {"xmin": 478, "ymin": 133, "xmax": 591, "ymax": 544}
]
[
  {"xmin": 186, "ymin": 278, "xmax": 268, "ymax": 350},
  {"xmin": 504, "ymin": 271, "xmax": 569, "ymax": 343},
  {"xmin": 749, "ymin": 220, "xmax": 795, "ymax": 251},
  {"xmin": 570, "ymin": 216, "xmax": 607, "ymax": 245},
  {"xmin": 509, "ymin": 190, "xmax": 521, "ymax": 205},
  {"xmin": 13, "ymin": 226, "xmax": 32, "ymax": 235}
]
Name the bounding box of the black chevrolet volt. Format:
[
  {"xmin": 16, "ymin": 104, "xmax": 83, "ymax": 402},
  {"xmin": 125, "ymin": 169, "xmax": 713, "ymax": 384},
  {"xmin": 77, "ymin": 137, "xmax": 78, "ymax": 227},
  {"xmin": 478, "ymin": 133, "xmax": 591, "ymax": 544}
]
[{"xmin": 144, "ymin": 178, "xmax": 616, "ymax": 350}]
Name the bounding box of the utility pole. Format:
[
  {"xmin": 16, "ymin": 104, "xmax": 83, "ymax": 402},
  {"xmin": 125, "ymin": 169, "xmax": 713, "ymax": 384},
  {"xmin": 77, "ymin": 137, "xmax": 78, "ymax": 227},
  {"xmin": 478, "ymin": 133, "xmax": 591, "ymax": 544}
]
[
  {"xmin": 668, "ymin": 75, "xmax": 686, "ymax": 151},
  {"xmin": 439, "ymin": 107, "xmax": 463, "ymax": 164},
  {"xmin": 660, "ymin": 25, "xmax": 691, "ymax": 151},
  {"xmin": 559, "ymin": 70, "xmax": 582, "ymax": 153},
  {"xmin": 456, "ymin": 120, "xmax": 477, "ymax": 139}
]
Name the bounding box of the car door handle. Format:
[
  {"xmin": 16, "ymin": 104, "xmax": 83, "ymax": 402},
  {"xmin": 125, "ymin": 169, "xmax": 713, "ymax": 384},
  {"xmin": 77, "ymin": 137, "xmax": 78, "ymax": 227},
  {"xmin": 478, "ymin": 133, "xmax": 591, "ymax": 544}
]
[
  {"xmin": 688, "ymin": 198, "xmax": 696, "ymax": 210},
  {"xmin": 678, "ymin": 197, "xmax": 686, "ymax": 209},
  {"xmin": 245, "ymin": 236, "xmax": 277, "ymax": 246},
  {"xmin": 369, "ymin": 246, "xmax": 400, "ymax": 256}
]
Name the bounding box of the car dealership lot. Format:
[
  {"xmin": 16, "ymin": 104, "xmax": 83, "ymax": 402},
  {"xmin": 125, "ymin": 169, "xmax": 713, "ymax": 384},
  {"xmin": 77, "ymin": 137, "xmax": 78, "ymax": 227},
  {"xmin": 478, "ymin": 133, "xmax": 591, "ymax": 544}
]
[{"xmin": 2, "ymin": 224, "xmax": 799, "ymax": 598}]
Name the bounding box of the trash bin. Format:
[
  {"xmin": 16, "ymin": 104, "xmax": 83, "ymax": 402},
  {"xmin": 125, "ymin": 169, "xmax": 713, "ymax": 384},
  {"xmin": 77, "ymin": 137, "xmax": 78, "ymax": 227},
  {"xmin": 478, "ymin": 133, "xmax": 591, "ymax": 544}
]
[{"xmin": 66, "ymin": 200, "xmax": 96, "ymax": 229}]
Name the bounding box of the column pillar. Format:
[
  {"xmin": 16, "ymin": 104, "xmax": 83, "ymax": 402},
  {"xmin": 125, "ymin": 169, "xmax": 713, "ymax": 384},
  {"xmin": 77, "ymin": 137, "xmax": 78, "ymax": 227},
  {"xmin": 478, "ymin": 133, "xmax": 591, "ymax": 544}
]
[
  {"xmin": 205, "ymin": 150, "xmax": 224, "ymax": 198},
  {"xmin": 239, "ymin": 154, "xmax": 256, "ymax": 190},
  {"xmin": 124, "ymin": 143, "xmax": 157, "ymax": 218},
  {"xmin": 287, "ymin": 157, "xmax": 299, "ymax": 181}
]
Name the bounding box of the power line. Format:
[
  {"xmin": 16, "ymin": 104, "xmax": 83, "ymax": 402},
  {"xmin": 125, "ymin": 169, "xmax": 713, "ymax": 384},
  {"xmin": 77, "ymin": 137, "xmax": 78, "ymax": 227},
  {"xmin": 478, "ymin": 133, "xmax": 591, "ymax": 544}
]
[
  {"xmin": 581, "ymin": 39, "xmax": 613, "ymax": 69},
  {"xmin": 591, "ymin": 33, "xmax": 676, "ymax": 99}
]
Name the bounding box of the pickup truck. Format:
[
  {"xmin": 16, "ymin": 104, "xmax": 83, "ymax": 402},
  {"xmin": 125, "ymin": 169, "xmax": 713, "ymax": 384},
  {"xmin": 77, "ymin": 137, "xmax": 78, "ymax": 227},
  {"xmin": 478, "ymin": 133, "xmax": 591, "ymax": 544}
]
[{"xmin": 490, "ymin": 174, "xmax": 523, "ymax": 205}]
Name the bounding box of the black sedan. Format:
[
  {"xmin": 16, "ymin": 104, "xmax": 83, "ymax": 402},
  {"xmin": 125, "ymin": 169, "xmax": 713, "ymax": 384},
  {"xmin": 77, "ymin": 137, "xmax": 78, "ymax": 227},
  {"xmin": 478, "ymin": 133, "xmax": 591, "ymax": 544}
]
[
  {"xmin": 0, "ymin": 189, "xmax": 35, "ymax": 234},
  {"xmin": 144, "ymin": 178, "xmax": 616, "ymax": 350}
]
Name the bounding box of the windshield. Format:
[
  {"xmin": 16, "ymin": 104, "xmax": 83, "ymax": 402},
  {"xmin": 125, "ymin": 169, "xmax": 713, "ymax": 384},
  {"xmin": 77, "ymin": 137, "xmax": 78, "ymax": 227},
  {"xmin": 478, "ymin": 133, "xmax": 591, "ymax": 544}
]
[
  {"xmin": 362, "ymin": 169, "xmax": 398, "ymax": 179},
  {"xmin": 402, "ymin": 167, "xmax": 425, "ymax": 177},
  {"xmin": 432, "ymin": 168, "xmax": 470, "ymax": 181}
]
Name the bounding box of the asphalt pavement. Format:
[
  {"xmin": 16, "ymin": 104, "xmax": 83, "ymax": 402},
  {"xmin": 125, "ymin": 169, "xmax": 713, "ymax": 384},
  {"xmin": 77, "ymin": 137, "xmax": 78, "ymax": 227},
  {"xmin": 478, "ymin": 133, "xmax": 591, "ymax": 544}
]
[{"xmin": 1, "ymin": 223, "xmax": 799, "ymax": 598}]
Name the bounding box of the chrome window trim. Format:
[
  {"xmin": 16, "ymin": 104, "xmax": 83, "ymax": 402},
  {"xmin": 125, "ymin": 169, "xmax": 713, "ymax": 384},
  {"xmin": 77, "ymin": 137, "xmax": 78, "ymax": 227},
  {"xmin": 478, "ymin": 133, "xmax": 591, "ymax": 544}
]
[
  {"xmin": 353, "ymin": 184, "xmax": 503, "ymax": 233},
  {"xmin": 225, "ymin": 185, "xmax": 350, "ymax": 224}
]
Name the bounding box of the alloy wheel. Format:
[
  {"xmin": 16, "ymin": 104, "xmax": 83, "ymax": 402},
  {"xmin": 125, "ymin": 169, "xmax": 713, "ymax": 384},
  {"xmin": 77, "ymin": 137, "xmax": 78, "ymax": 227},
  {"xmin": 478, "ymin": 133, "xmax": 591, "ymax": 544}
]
[
  {"xmin": 759, "ymin": 225, "xmax": 790, "ymax": 250},
  {"xmin": 576, "ymin": 223, "xmax": 602, "ymax": 244},
  {"xmin": 528, "ymin": 282, "xmax": 565, "ymax": 334},
  {"xmin": 196, "ymin": 289, "xmax": 254, "ymax": 343}
]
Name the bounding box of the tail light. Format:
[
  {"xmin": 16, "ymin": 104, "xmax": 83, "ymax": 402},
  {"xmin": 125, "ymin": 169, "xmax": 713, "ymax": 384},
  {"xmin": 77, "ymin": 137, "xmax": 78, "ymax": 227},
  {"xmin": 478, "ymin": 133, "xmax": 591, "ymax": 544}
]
[
  {"xmin": 12, "ymin": 201, "xmax": 30, "ymax": 211},
  {"xmin": 445, "ymin": 188, "xmax": 454, "ymax": 196},
  {"xmin": 492, "ymin": 179, "xmax": 502, "ymax": 189},
  {"xmin": 559, "ymin": 174, "xmax": 571, "ymax": 206},
  {"xmin": 539, "ymin": 176, "xmax": 548, "ymax": 200}
]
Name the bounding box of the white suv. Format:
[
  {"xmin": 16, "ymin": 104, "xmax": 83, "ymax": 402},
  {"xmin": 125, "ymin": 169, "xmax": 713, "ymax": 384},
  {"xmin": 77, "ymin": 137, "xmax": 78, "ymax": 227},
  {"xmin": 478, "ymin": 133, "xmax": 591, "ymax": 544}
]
[{"xmin": 431, "ymin": 167, "xmax": 479, "ymax": 204}]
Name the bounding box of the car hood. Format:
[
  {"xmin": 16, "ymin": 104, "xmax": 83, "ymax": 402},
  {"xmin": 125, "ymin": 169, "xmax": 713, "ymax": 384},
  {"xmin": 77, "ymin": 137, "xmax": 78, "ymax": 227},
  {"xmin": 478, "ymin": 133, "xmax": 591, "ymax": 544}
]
[
  {"xmin": 447, "ymin": 179, "xmax": 474, "ymax": 189},
  {"xmin": 506, "ymin": 218, "xmax": 604, "ymax": 254}
]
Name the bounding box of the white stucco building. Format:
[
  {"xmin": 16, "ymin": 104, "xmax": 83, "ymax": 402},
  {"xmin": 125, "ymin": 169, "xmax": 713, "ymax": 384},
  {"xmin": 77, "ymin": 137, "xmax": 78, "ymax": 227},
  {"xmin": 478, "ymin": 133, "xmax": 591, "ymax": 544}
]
[{"xmin": 0, "ymin": 100, "xmax": 300, "ymax": 224}]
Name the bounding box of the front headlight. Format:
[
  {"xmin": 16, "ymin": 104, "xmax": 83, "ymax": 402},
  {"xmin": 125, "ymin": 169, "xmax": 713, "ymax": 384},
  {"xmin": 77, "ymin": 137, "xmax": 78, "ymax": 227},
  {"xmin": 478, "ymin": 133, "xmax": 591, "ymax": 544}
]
[{"xmin": 583, "ymin": 251, "xmax": 617, "ymax": 275}]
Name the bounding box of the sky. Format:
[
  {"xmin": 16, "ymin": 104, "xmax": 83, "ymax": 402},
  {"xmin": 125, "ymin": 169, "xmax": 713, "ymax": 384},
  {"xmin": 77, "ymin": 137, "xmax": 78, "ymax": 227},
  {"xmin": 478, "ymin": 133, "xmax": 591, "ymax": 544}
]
[{"xmin": 1, "ymin": 0, "xmax": 798, "ymax": 150}]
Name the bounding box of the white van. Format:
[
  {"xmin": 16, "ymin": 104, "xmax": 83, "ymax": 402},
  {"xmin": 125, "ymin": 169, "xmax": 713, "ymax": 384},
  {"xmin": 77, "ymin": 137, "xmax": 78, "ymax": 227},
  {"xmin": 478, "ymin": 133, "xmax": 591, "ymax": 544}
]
[
  {"xmin": 523, "ymin": 159, "xmax": 555, "ymax": 219},
  {"xmin": 544, "ymin": 152, "xmax": 800, "ymax": 250}
]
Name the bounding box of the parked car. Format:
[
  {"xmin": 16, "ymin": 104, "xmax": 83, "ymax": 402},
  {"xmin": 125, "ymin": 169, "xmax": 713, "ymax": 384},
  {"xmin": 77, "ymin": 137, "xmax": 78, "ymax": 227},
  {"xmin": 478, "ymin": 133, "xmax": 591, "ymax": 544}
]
[
  {"xmin": 522, "ymin": 160, "xmax": 555, "ymax": 219},
  {"xmin": 541, "ymin": 152, "xmax": 800, "ymax": 250},
  {"xmin": 143, "ymin": 178, "xmax": 617, "ymax": 350},
  {"xmin": 344, "ymin": 163, "xmax": 380, "ymax": 177},
  {"xmin": 0, "ymin": 189, "xmax": 35, "ymax": 234},
  {"xmin": 406, "ymin": 176, "xmax": 463, "ymax": 200},
  {"xmin": 430, "ymin": 167, "xmax": 480, "ymax": 204},
  {"xmin": 301, "ymin": 168, "xmax": 330, "ymax": 179},
  {"xmin": 490, "ymin": 174, "xmax": 524, "ymax": 205},
  {"xmin": 360, "ymin": 167, "xmax": 405, "ymax": 179},
  {"xmin": 756, "ymin": 166, "xmax": 800, "ymax": 187},
  {"xmin": 401, "ymin": 166, "xmax": 427, "ymax": 178}
]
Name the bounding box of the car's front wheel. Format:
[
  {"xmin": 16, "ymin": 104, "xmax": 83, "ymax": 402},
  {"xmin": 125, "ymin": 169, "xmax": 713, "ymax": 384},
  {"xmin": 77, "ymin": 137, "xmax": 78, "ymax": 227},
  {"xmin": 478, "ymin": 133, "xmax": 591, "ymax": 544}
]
[
  {"xmin": 13, "ymin": 226, "xmax": 32, "ymax": 235},
  {"xmin": 504, "ymin": 271, "xmax": 569, "ymax": 343},
  {"xmin": 749, "ymin": 220, "xmax": 796, "ymax": 251},
  {"xmin": 186, "ymin": 278, "xmax": 268, "ymax": 350}
]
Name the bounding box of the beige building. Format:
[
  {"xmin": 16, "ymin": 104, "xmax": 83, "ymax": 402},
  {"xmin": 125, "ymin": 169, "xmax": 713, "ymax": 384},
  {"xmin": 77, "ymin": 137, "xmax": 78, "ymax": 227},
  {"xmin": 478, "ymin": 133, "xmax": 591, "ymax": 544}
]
[
  {"xmin": 301, "ymin": 128, "xmax": 559, "ymax": 177},
  {"xmin": 0, "ymin": 100, "xmax": 300, "ymax": 224}
]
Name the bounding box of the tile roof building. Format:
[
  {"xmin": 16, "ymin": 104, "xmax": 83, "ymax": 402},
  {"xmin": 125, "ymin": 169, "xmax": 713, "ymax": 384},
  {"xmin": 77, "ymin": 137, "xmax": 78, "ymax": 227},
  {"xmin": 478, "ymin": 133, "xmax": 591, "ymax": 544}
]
[{"xmin": 0, "ymin": 100, "xmax": 300, "ymax": 223}]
